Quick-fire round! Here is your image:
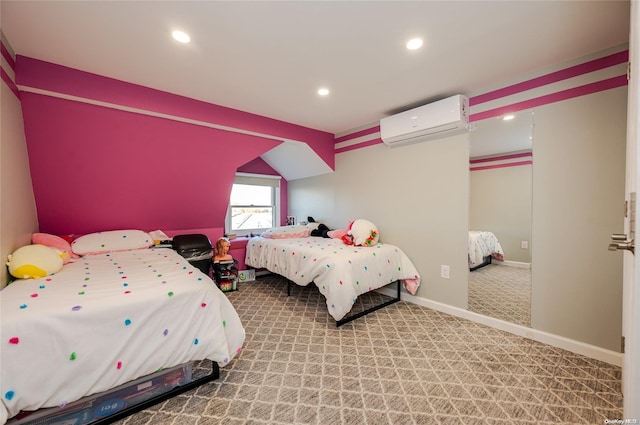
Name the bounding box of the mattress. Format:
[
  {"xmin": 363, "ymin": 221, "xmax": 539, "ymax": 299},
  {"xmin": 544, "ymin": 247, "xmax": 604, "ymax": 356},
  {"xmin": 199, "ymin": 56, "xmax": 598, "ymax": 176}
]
[
  {"xmin": 0, "ymin": 248, "xmax": 245, "ymax": 423},
  {"xmin": 468, "ymin": 230, "xmax": 505, "ymax": 268}
]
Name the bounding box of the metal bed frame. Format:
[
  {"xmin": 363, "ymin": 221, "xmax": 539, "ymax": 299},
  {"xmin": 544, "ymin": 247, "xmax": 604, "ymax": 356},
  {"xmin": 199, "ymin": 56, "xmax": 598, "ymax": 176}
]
[
  {"xmin": 286, "ymin": 279, "xmax": 402, "ymax": 327},
  {"xmin": 94, "ymin": 360, "xmax": 220, "ymax": 424},
  {"xmin": 469, "ymin": 254, "xmax": 492, "ymax": 271}
]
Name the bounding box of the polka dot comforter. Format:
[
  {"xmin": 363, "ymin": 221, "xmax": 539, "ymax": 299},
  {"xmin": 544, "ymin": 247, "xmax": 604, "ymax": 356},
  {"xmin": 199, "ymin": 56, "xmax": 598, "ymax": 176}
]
[
  {"xmin": 245, "ymin": 237, "xmax": 421, "ymax": 321},
  {"xmin": 468, "ymin": 230, "xmax": 505, "ymax": 268},
  {"xmin": 0, "ymin": 248, "xmax": 245, "ymax": 423}
]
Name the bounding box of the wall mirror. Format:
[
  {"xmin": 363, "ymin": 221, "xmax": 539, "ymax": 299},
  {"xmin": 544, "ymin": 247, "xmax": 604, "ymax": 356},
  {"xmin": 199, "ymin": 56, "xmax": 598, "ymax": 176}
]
[{"xmin": 468, "ymin": 110, "xmax": 533, "ymax": 327}]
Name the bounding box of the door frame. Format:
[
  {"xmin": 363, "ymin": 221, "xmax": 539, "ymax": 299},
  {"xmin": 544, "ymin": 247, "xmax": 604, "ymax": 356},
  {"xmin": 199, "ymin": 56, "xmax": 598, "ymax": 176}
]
[{"xmin": 624, "ymin": 0, "xmax": 639, "ymax": 418}]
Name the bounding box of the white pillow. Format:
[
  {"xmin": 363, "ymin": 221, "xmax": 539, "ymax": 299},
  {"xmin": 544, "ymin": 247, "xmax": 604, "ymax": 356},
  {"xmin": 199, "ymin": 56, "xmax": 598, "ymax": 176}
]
[
  {"xmin": 72, "ymin": 229, "xmax": 153, "ymax": 255},
  {"xmin": 261, "ymin": 225, "xmax": 311, "ymax": 239}
]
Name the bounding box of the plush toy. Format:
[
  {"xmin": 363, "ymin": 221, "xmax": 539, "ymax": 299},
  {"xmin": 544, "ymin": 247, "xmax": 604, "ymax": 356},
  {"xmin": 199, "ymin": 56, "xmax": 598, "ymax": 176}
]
[
  {"xmin": 342, "ymin": 219, "xmax": 380, "ymax": 247},
  {"xmin": 7, "ymin": 244, "xmax": 64, "ymax": 279},
  {"xmin": 32, "ymin": 232, "xmax": 78, "ymax": 264},
  {"xmin": 327, "ymin": 229, "xmax": 347, "ymax": 240}
]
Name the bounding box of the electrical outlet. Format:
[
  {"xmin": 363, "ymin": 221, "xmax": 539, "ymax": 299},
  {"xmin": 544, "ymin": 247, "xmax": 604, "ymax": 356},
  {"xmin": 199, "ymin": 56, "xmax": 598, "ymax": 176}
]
[
  {"xmin": 521, "ymin": 241, "xmax": 529, "ymax": 249},
  {"xmin": 440, "ymin": 265, "xmax": 450, "ymax": 279}
]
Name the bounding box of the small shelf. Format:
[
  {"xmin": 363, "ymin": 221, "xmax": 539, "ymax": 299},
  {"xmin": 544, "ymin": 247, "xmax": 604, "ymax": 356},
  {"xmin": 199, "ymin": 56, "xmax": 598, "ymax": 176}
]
[{"xmin": 213, "ymin": 260, "xmax": 238, "ymax": 292}]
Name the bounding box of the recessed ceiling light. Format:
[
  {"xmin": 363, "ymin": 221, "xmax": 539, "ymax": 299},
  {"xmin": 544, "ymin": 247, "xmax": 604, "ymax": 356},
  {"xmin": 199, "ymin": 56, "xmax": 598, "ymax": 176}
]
[
  {"xmin": 406, "ymin": 38, "xmax": 423, "ymax": 50},
  {"xmin": 318, "ymin": 88, "xmax": 330, "ymax": 96},
  {"xmin": 503, "ymin": 114, "xmax": 515, "ymax": 121},
  {"xmin": 172, "ymin": 30, "xmax": 191, "ymax": 43}
]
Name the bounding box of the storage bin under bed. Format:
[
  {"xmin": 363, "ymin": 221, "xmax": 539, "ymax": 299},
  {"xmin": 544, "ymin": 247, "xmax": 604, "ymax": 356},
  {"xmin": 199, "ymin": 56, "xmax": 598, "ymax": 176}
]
[{"xmin": 8, "ymin": 364, "xmax": 192, "ymax": 425}]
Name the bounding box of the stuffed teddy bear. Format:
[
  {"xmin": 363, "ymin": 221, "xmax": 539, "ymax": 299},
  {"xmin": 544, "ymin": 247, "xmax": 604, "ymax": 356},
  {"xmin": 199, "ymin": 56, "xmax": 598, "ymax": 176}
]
[
  {"xmin": 7, "ymin": 244, "xmax": 64, "ymax": 279},
  {"xmin": 341, "ymin": 219, "xmax": 380, "ymax": 247}
]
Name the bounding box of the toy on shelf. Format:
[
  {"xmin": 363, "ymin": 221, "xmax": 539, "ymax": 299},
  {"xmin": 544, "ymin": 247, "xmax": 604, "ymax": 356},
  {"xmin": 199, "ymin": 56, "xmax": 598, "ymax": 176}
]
[
  {"xmin": 213, "ymin": 237, "xmax": 237, "ymax": 292},
  {"xmin": 213, "ymin": 259, "xmax": 238, "ymax": 292}
]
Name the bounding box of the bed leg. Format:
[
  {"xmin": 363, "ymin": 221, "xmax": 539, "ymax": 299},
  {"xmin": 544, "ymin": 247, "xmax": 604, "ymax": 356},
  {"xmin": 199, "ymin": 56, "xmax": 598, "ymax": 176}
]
[
  {"xmin": 335, "ymin": 280, "xmax": 402, "ymax": 327},
  {"xmin": 470, "ymin": 255, "xmax": 492, "ymax": 271}
]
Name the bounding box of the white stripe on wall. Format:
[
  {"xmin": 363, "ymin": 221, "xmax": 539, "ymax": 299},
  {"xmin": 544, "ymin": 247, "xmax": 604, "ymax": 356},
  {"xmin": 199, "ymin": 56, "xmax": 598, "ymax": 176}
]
[{"xmin": 336, "ymin": 47, "xmax": 628, "ymax": 153}]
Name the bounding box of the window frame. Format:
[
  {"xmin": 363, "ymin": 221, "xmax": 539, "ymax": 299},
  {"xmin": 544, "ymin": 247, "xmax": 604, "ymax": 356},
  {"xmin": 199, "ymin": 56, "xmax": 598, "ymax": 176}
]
[{"xmin": 225, "ymin": 173, "xmax": 281, "ymax": 236}]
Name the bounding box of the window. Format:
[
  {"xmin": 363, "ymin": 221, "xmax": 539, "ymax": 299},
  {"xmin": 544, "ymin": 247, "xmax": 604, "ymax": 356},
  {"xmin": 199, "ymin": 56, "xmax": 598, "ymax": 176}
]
[{"xmin": 226, "ymin": 174, "xmax": 280, "ymax": 235}]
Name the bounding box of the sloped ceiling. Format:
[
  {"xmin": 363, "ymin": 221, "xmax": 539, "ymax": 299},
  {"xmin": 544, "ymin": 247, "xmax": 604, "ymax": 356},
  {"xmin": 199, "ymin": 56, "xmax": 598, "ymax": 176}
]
[
  {"xmin": 1, "ymin": 1, "xmax": 631, "ymax": 181},
  {"xmin": 1, "ymin": 1, "xmax": 630, "ymax": 135}
]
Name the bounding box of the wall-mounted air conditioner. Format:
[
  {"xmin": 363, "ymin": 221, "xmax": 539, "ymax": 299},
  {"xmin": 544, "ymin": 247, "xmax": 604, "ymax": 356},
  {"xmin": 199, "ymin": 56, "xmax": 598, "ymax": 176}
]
[{"xmin": 380, "ymin": 94, "xmax": 469, "ymax": 146}]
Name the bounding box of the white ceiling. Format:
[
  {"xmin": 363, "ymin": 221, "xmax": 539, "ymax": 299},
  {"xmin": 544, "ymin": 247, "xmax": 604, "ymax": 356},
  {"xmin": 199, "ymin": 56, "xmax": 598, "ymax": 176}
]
[{"xmin": 1, "ymin": 1, "xmax": 631, "ymax": 135}]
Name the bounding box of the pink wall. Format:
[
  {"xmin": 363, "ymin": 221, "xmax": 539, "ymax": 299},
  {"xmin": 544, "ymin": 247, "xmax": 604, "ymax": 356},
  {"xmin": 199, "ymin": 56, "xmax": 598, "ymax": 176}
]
[
  {"xmin": 16, "ymin": 56, "xmax": 334, "ymax": 236},
  {"xmin": 20, "ymin": 92, "xmax": 282, "ymax": 235},
  {"xmin": 16, "ymin": 56, "xmax": 335, "ymax": 169}
]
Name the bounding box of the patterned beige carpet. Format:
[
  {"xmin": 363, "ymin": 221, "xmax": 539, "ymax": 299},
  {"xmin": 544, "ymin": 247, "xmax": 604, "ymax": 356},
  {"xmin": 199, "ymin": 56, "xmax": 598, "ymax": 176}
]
[
  {"xmin": 468, "ymin": 264, "xmax": 531, "ymax": 327},
  {"xmin": 115, "ymin": 274, "xmax": 622, "ymax": 425}
]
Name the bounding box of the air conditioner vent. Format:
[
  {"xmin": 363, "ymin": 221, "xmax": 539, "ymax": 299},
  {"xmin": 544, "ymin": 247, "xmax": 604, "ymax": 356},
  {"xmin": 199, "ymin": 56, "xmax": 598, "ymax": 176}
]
[{"xmin": 380, "ymin": 95, "xmax": 469, "ymax": 146}]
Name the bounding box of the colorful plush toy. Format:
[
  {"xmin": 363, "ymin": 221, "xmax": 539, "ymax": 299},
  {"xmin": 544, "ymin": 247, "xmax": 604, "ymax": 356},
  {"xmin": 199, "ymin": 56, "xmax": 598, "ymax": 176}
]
[
  {"xmin": 341, "ymin": 219, "xmax": 380, "ymax": 247},
  {"xmin": 7, "ymin": 244, "xmax": 64, "ymax": 279}
]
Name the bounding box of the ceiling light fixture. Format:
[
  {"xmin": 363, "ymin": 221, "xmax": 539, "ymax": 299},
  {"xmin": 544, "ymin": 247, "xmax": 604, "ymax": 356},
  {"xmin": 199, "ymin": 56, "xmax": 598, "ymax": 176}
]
[
  {"xmin": 318, "ymin": 88, "xmax": 330, "ymax": 96},
  {"xmin": 172, "ymin": 30, "xmax": 191, "ymax": 44},
  {"xmin": 406, "ymin": 38, "xmax": 423, "ymax": 50},
  {"xmin": 502, "ymin": 114, "xmax": 515, "ymax": 121}
]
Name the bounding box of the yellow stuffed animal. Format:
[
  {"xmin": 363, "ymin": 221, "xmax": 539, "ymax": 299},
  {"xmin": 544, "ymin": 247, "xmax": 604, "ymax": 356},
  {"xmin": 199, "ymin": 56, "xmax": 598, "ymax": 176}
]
[{"xmin": 7, "ymin": 244, "xmax": 64, "ymax": 279}]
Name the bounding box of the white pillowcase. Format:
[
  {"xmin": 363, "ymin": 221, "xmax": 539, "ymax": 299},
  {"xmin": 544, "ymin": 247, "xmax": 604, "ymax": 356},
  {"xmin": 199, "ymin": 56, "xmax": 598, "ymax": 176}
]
[
  {"xmin": 71, "ymin": 229, "xmax": 153, "ymax": 255},
  {"xmin": 305, "ymin": 222, "xmax": 321, "ymax": 230},
  {"xmin": 261, "ymin": 225, "xmax": 311, "ymax": 239}
]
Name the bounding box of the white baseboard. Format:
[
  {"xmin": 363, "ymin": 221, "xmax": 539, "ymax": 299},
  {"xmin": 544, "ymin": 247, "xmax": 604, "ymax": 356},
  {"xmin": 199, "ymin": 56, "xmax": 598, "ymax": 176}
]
[
  {"xmin": 377, "ymin": 288, "xmax": 622, "ymax": 367},
  {"xmin": 501, "ymin": 260, "xmax": 531, "ymax": 269}
]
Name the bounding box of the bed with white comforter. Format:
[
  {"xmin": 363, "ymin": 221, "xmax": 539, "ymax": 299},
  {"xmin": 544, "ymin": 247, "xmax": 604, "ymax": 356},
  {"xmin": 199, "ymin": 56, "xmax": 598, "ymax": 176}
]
[
  {"xmin": 468, "ymin": 230, "xmax": 505, "ymax": 269},
  {"xmin": 0, "ymin": 248, "xmax": 245, "ymax": 423},
  {"xmin": 245, "ymin": 236, "xmax": 420, "ymax": 322}
]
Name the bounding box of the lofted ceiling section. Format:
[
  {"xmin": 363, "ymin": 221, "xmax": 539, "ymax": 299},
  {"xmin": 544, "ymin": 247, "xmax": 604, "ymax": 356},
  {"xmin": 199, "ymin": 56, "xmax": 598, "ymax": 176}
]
[
  {"xmin": 1, "ymin": 1, "xmax": 631, "ymax": 181},
  {"xmin": 1, "ymin": 1, "xmax": 630, "ymax": 135}
]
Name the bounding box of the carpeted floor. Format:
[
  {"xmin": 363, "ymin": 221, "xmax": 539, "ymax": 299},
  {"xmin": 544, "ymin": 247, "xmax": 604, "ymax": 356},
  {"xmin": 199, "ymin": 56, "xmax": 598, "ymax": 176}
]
[
  {"xmin": 114, "ymin": 274, "xmax": 623, "ymax": 425},
  {"xmin": 468, "ymin": 264, "xmax": 531, "ymax": 327}
]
